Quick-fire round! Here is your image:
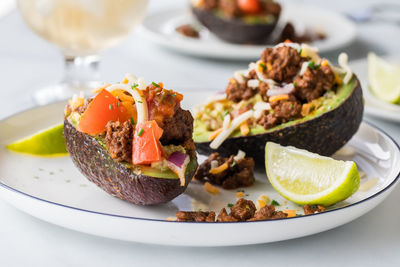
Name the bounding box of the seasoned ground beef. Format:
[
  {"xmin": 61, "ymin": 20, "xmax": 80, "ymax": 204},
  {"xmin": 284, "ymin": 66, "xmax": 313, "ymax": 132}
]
[
  {"xmin": 270, "ymin": 95, "xmax": 302, "ymax": 121},
  {"xmin": 226, "ymin": 80, "xmax": 257, "ymax": 103},
  {"xmin": 303, "ymin": 205, "xmax": 326, "ymax": 215},
  {"xmin": 176, "ymin": 24, "xmax": 199, "ymax": 39},
  {"xmin": 294, "ymin": 65, "xmax": 335, "ymax": 102},
  {"xmin": 105, "ymin": 120, "xmax": 133, "ymax": 163},
  {"xmin": 261, "ymin": 46, "xmax": 302, "ymax": 83},
  {"xmin": 217, "ymin": 208, "xmax": 238, "ymax": 222},
  {"xmin": 248, "ymin": 205, "xmax": 288, "ymax": 221},
  {"xmin": 257, "ymin": 111, "xmax": 277, "ymax": 129},
  {"xmin": 159, "ymin": 107, "xmax": 195, "ymax": 156},
  {"xmin": 175, "ymin": 198, "xmax": 291, "ymax": 222},
  {"xmin": 230, "ymin": 198, "xmax": 256, "ymax": 221},
  {"xmin": 195, "ymin": 153, "xmax": 255, "ymax": 189},
  {"xmin": 176, "ymin": 211, "xmax": 216, "ymax": 222},
  {"xmin": 257, "ymin": 95, "xmax": 302, "ymax": 129}
]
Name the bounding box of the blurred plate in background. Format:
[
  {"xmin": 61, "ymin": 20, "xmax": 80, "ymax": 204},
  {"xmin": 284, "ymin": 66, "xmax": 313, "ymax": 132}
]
[
  {"xmin": 350, "ymin": 55, "xmax": 400, "ymax": 123},
  {"xmin": 141, "ymin": 3, "xmax": 356, "ymax": 60}
]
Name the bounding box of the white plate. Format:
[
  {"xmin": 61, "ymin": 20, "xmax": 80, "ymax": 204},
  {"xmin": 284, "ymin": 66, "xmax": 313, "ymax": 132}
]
[
  {"xmin": 141, "ymin": 4, "xmax": 356, "ymax": 60},
  {"xmin": 0, "ymin": 95, "xmax": 399, "ymax": 247},
  {"xmin": 350, "ymin": 56, "xmax": 400, "ymax": 123}
]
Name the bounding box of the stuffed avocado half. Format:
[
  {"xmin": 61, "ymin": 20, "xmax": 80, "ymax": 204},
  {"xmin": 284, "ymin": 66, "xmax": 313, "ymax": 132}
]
[
  {"xmin": 64, "ymin": 75, "xmax": 198, "ymax": 205},
  {"xmin": 193, "ymin": 42, "xmax": 364, "ymax": 163},
  {"xmin": 191, "ymin": 0, "xmax": 281, "ymax": 44}
]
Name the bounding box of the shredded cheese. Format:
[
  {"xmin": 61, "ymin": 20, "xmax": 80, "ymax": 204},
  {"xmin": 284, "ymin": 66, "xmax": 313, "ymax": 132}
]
[
  {"xmin": 283, "ymin": 210, "xmax": 296, "ymax": 218},
  {"xmin": 209, "ymin": 162, "xmax": 228, "ymax": 174},
  {"xmin": 338, "ymin": 53, "xmax": 353, "ymax": 84},
  {"xmin": 269, "ymin": 94, "xmax": 289, "ymax": 102},
  {"xmin": 210, "ymin": 110, "xmax": 253, "ymax": 149},
  {"xmin": 299, "ymin": 60, "xmax": 311, "ymax": 76},
  {"xmin": 247, "ymin": 79, "xmax": 260, "ymax": 88},
  {"xmin": 234, "ymin": 150, "xmax": 246, "ymax": 161},
  {"xmin": 210, "ymin": 160, "xmax": 218, "ymax": 170},
  {"xmin": 106, "ymin": 83, "xmax": 148, "ymax": 124},
  {"xmin": 234, "ymin": 70, "xmax": 247, "ymax": 83},
  {"xmin": 204, "ymin": 182, "xmax": 219, "ymax": 194}
]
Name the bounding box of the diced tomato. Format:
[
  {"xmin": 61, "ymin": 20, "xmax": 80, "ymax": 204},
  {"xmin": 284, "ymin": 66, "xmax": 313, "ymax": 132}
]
[
  {"xmin": 77, "ymin": 89, "xmax": 130, "ymax": 135},
  {"xmin": 132, "ymin": 120, "xmax": 164, "ymax": 165},
  {"xmin": 237, "ymin": 0, "xmax": 261, "ymax": 14}
]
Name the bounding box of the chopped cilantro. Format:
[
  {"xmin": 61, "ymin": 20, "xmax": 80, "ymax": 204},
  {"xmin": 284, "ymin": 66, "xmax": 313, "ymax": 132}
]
[
  {"xmin": 152, "ymin": 82, "xmax": 160, "ymax": 87},
  {"xmin": 271, "ymin": 200, "xmax": 280, "ymax": 206},
  {"xmin": 137, "ymin": 100, "xmax": 143, "ymax": 103},
  {"xmin": 109, "ymin": 104, "xmax": 113, "ymax": 110},
  {"xmin": 308, "ymin": 61, "xmax": 321, "ymax": 70},
  {"xmin": 259, "ymin": 62, "xmax": 266, "ymax": 71},
  {"xmin": 231, "ymin": 161, "xmax": 237, "ymax": 167},
  {"xmin": 296, "ymin": 214, "xmax": 303, "ymax": 217},
  {"xmin": 298, "ymin": 48, "xmax": 302, "ymax": 55},
  {"xmin": 138, "ymin": 128, "xmax": 144, "ymax": 137},
  {"xmin": 172, "ymin": 93, "xmax": 177, "ymax": 97},
  {"xmin": 227, "ymin": 203, "xmax": 234, "ymax": 208},
  {"xmin": 116, "ymin": 101, "xmax": 120, "ymax": 107},
  {"xmin": 293, "ymin": 81, "xmax": 297, "ymax": 87},
  {"xmin": 131, "ymin": 83, "xmax": 138, "ymax": 89},
  {"xmin": 237, "ymin": 189, "xmax": 245, "ymax": 192},
  {"xmin": 245, "ymin": 205, "xmax": 250, "ymax": 210},
  {"xmin": 130, "ymin": 118, "xmax": 135, "ymax": 125}
]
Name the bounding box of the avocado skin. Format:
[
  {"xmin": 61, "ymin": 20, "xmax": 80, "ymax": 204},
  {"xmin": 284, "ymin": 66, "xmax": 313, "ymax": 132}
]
[
  {"xmin": 195, "ymin": 78, "xmax": 364, "ymax": 165},
  {"xmin": 192, "ymin": 7, "xmax": 278, "ymax": 44},
  {"xmin": 64, "ymin": 120, "xmax": 197, "ymax": 205}
]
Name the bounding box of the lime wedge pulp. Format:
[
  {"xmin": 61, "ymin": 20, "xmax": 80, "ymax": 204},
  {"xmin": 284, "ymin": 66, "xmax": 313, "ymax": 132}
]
[
  {"xmin": 265, "ymin": 142, "xmax": 360, "ymax": 206},
  {"xmin": 368, "ymin": 52, "xmax": 400, "ymax": 103},
  {"xmin": 6, "ymin": 123, "xmax": 68, "ymax": 157}
]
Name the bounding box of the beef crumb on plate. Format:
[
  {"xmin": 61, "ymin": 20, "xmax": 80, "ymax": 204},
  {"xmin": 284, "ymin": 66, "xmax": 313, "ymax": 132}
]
[{"xmin": 195, "ymin": 152, "xmax": 255, "ymax": 189}]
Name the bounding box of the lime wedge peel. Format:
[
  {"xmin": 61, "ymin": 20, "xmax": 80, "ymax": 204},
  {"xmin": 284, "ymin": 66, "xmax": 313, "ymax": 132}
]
[
  {"xmin": 6, "ymin": 123, "xmax": 68, "ymax": 157},
  {"xmin": 368, "ymin": 52, "xmax": 400, "ymax": 104},
  {"xmin": 265, "ymin": 142, "xmax": 360, "ymax": 206}
]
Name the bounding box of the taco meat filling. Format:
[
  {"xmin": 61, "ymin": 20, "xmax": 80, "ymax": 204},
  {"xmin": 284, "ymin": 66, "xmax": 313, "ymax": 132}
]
[
  {"xmin": 193, "ymin": 43, "xmax": 352, "ymax": 149},
  {"xmin": 65, "ymin": 75, "xmax": 196, "ymax": 185},
  {"xmin": 225, "ymin": 45, "xmax": 336, "ymax": 130},
  {"xmin": 194, "ymin": 152, "xmax": 255, "ymax": 189}
]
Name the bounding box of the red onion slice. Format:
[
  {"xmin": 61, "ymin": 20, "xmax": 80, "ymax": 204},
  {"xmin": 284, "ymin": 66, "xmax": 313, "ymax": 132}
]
[{"xmin": 166, "ymin": 152, "xmax": 190, "ymax": 186}]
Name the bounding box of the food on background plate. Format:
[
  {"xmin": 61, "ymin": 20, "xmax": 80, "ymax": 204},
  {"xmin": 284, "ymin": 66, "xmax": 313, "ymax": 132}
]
[
  {"xmin": 6, "ymin": 124, "xmax": 68, "ymax": 157},
  {"xmin": 193, "ymin": 42, "xmax": 363, "ymax": 163},
  {"xmin": 63, "ymin": 74, "xmax": 198, "ymax": 205},
  {"xmin": 195, "ymin": 150, "xmax": 255, "ymax": 189},
  {"xmin": 368, "ymin": 52, "xmax": 400, "ymax": 104},
  {"xmin": 278, "ymin": 22, "xmax": 326, "ymax": 44},
  {"xmin": 176, "ymin": 24, "xmax": 200, "ymax": 39},
  {"xmin": 191, "ymin": 0, "xmax": 281, "ymax": 44},
  {"xmin": 265, "ymin": 142, "xmax": 360, "ymax": 206}
]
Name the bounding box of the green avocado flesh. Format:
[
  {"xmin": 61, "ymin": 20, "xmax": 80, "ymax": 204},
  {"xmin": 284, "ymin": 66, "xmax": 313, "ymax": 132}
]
[
  {"xmin": 95, "ymin": 137, "xmax": 197, "ymax": 180},
  {"xmin": 194, "ymin": 78, "xmax": 357, "ymax": 142}
]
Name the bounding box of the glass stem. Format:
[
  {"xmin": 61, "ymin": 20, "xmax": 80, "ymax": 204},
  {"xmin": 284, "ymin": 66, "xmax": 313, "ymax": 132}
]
[{"xmin": 62, "ymin": 54, "xmax": 100, "ymax": 90}]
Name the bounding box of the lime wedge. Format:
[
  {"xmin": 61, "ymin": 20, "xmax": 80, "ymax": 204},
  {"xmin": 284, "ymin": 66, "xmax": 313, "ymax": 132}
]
[
  {"xmin": 265, "ymin": 142, "xmax": 360, "ymax": 206},
  {"xmin": 6, "ymin": 123, "xmax": 68, "ymax": 157},
  {"xmin": 368, "ymin": 52, "xmax": 400, "ymax": 103}
]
